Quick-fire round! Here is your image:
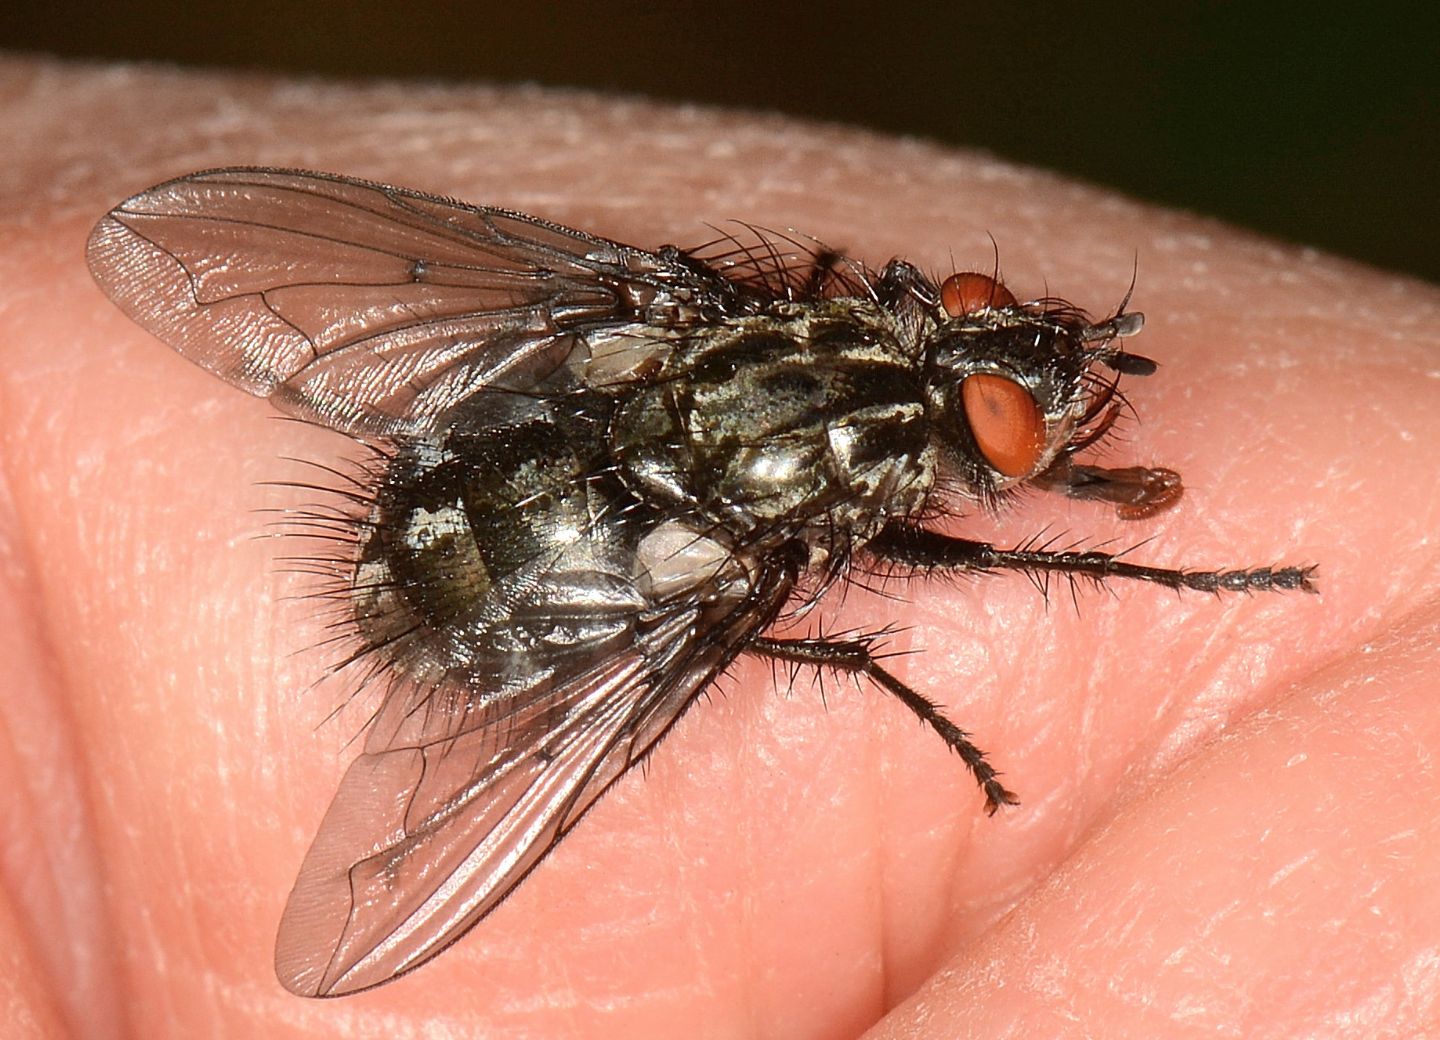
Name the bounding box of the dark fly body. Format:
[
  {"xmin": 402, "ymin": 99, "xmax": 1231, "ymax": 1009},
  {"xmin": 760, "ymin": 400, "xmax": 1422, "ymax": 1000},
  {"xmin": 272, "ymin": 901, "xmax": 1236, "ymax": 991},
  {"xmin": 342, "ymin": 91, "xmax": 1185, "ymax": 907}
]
[{"xmin": 87, "ymin": 168, "xmax": 1315, "ymax": 997}]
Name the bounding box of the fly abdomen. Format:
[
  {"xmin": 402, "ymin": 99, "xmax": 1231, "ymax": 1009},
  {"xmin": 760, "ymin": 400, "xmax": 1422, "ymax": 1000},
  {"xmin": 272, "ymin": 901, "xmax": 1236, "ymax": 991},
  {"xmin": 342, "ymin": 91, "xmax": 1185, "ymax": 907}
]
[{"xmin": 355, "ymin": 415, "xmax": 644, "ymax": 684}]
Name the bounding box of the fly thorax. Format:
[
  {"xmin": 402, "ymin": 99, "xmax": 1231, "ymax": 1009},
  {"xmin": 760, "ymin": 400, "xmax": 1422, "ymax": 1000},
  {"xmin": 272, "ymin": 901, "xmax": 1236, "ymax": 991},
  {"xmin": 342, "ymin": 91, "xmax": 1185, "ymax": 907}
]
[{"xmin": 611, "ymin": 307, "xmax": 934, "ymax": 535}]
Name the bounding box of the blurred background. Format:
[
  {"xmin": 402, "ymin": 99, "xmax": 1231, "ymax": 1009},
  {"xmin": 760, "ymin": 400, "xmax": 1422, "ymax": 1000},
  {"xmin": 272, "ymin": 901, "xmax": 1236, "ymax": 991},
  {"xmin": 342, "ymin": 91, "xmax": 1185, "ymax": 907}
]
[{"xmin": 4, "ymin": 1, "xmax": 1435, "ymax": 281}]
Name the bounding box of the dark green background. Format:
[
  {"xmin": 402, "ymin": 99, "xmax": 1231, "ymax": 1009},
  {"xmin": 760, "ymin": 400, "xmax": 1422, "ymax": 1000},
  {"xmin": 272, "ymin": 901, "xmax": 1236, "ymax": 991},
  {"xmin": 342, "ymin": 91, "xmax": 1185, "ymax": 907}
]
[{"xmin": 6, "ymin": 2, "xmax": 1435, "ymax": 281}]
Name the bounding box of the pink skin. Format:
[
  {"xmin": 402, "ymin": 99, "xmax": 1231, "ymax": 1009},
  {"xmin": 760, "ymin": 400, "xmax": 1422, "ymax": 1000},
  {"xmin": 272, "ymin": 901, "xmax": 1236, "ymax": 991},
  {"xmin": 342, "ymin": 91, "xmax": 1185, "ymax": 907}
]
[{"xmin": 2, "ymin": 57, "xmax": 1439, "ymax": 1039}]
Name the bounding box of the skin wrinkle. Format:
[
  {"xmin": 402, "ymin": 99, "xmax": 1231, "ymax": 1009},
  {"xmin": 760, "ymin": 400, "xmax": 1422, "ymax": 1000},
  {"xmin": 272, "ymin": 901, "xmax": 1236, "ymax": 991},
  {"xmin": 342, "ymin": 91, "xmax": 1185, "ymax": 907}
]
[
  {"xmin": 0, "ymin": 257, "xmax": 125, "ymax": 1038},
  {"xmin": 2, "ymin": 55, "xmax": 1438, "ymax": 1038},
  {"xmin": 877, "ymin": 599, "xmax": 1440, "ymax": 1039}
]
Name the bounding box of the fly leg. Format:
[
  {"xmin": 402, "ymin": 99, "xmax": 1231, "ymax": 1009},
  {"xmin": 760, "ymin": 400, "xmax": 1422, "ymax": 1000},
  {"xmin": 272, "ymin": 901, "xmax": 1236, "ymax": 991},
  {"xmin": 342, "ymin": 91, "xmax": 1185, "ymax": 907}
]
[
  {"xmin": 865, "ymin": 523, "xmax": 1318, "ymax": 594},
  {"xmin": 749, "ymin": 634, "xmax": 1019, "ymax": 814}
]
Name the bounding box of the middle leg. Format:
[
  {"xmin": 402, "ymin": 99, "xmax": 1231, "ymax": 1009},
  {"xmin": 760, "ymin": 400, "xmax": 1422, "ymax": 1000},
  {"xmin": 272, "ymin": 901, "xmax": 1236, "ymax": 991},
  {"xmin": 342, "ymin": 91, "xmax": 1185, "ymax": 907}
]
[{"xmin": 750, "ymin": 634, "xmax": 1019, "ymax": 814}]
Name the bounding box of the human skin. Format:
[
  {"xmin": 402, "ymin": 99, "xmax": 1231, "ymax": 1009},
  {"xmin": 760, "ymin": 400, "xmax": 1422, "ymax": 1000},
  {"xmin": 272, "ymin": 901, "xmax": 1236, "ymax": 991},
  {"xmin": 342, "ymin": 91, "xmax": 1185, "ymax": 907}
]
[{"xmin": 2, "ymin": 56, "xmax": 1438, "ymax": 1039}]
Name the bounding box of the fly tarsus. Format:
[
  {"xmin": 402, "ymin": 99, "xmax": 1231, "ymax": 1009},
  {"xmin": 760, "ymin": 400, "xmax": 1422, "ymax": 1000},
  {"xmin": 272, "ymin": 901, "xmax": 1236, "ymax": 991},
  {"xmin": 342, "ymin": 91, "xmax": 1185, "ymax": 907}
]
[{"xmin": 749, "ymin": 634, "xmax": 1020, "ymax": 814}]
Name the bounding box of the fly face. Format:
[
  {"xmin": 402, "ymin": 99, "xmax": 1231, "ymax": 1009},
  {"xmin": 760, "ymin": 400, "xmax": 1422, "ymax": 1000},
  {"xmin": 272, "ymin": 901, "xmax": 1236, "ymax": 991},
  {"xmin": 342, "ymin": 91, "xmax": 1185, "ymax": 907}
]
[{"xmin": 86, "ymin": 167, "xmax": 1316, "ymax": 997}]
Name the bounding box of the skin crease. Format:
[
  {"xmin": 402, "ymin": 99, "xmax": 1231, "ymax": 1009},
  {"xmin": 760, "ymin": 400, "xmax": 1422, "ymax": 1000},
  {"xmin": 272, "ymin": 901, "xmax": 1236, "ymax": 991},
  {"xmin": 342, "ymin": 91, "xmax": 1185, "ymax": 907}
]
[{"xmin": 2, "ymin": 57, "xmax": 1439, "ymax": 1040}]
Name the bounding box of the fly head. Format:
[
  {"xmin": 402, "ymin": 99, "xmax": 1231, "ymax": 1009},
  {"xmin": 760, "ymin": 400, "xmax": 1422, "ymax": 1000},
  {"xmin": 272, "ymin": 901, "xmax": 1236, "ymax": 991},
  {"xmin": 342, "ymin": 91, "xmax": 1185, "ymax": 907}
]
[{"xmin": 920, "ymin": 271, "xmax": 1172, "ymax": 515}]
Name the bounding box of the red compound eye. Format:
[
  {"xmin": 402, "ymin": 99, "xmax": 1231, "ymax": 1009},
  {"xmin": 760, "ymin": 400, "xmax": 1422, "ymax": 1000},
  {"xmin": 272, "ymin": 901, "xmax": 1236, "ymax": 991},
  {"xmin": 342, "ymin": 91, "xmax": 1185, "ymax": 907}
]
[
  {"xmin": 961, "ymin": 373, "xmax": 1044, "ymax": 477},
  {"xmin": 940, "ymin": 272, "xmax": 1018, "ymax": 317}
]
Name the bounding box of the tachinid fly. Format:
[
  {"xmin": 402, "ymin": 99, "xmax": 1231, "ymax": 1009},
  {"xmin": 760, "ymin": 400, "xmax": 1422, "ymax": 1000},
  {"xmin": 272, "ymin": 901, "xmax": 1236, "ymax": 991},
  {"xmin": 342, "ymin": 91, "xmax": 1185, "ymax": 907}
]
[{"xmin": 86, "ymin": 168, "xmax": 1315, "ymax": 997}]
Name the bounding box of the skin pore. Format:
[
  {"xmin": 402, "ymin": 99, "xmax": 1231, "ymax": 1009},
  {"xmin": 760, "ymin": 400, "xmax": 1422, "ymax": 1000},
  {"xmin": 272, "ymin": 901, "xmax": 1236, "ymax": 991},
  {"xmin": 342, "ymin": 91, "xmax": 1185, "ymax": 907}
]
[{"xmin": 2, "ymin": 57, "xmax": 1439, "ymax": 1039}]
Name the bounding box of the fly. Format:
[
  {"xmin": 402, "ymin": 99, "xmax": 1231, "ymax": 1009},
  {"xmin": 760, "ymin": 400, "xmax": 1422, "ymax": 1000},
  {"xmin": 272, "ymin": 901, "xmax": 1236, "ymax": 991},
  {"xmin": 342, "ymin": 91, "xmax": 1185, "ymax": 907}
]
[{"xmin": 86, "ymin": 168, "xmax": 1316, "ymax": 997}]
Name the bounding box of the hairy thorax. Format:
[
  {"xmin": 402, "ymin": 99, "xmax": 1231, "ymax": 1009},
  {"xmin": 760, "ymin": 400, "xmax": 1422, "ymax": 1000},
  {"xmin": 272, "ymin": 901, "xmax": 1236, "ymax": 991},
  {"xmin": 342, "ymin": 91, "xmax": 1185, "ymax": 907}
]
[{"xmin": 610, "ymin": 300, "xmax": 936, "ymax": 551}]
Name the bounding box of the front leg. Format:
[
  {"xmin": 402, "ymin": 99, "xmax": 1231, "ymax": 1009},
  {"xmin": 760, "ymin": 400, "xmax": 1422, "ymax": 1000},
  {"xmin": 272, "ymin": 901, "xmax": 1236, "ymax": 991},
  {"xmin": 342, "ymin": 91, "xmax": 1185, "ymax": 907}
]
[{"xmin": 865, "ymin": 523, "xmax": 1318, "ymax": 594}]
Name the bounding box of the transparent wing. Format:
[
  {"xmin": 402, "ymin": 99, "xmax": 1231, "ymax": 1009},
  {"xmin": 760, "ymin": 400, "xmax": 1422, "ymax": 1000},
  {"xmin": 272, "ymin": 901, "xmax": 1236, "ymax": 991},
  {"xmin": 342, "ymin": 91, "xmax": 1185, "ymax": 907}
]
[
  {"xmin": 274, "ymin": 581, "xmax": 784, "ymax": 998},
  {"xmin": 86, "ymin": 167, "xmax": 708, "ymax": 436}
]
